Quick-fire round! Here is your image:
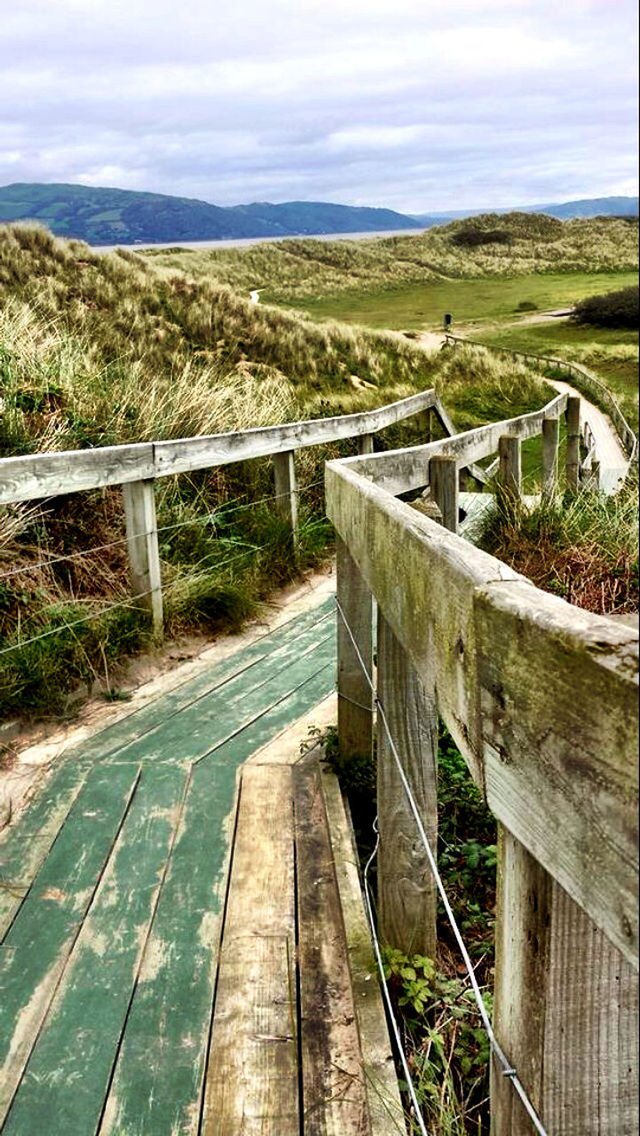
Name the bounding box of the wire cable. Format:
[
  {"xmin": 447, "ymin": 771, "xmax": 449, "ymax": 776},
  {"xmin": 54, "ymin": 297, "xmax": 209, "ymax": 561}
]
[{"xmin": 335, "ymin": 595, "xmax": 548, "ymax": 1136}]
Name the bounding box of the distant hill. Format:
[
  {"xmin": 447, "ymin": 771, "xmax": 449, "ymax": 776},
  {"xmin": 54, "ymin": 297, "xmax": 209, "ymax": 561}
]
[
  {"xmin": 411, "ymin": 196, "xmax": 639, "ymax": 226},
  {"xmin": 0, "ymin": 183, "xmax": 419, "ymax": 245}
]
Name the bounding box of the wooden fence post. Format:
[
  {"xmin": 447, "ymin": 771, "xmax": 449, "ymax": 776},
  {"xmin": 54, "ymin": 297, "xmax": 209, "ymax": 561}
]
[
  {"xmin": 492, "ymin": 828, "xmax": 638, "ymax": 1135},
  {"xmin": 565, "ymin": 396, "xmax": 581, "ymax": 492},
  {"xmin": 430, "ymin": 455, "xmax": 458, "ymax": 534},
  {"xmin": 122, "ymin": 479, "xmax": 163, "ymax": 636},
  {"xmin": 272, "ymin": 450, "xmax": 298, "ymax": 541},
  {"xmin": 336, "ymin": 537, "xmax": 373, "ymax": 763},
  {"xmin": 541, "ymin": 417, "xmax": 559, "ymax": 496},
  {"xmin": 357, "ymin": 433, "xmax": 374, "ymax": 456},
  {"xmin": 498, "ymin": 435, "xmax": 522, "ymax": 499},
  {"xmin": 589, "ymin": 458, "xmax": 601, "ymax": 490},
  {"xmin": 377, "ymin": 612, "xmax": 438, "ymax": 958}
]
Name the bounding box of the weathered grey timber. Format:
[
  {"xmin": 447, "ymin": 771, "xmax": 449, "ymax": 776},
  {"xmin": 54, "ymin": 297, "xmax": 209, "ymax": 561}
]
[
  {"xmin": 336, "ymin": 538, "xmax": 373, "ymax": 763},
  {"xmin": 272, "ymin": 450, "xmax": 298, "ymax": 539},
  {"xmin": 541, "ymin": 416, "xmax": 559, "ymax": 495},
  {"xmin": 326, "ymin": 400, "xmax": 638, "ymax": 1133},
  {"xmin": 122, "ymin": 479, "xmax": 163, "ymax": 635},
  {"xmin": 565, "ymin": 396, "xmax": 581, "ymax": 492},
  {"xmin": 0, "ymin": 389, "xmax": 438, "ymax": 505},
  {"xmin": 430, "ymin": 455, "xmax": 458, "ymax": 535},
  {"xmin": 377, "ymin": 613, "xmax": 437, "ymax": 958},
  {"xmin": 498, "ymin": 435, "xmax": 522, "ymax": 499}
]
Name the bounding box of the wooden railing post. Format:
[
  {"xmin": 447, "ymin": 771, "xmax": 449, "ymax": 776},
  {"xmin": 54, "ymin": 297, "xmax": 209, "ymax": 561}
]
[
  {"xmin": 541, "ymin": 416, "xmax": 559, "ymax": 496},
  {"xmin": 272, "ymin": 450, "xmax": 298, "ymax": 542},
  {"xmin": 565, "ymin": 396, "xmax": 581, "ymax": 492},
  {"xmin": 430, "ymin": 455, "xmax": 458, "ymax": 534},
  {"xmin": 122, "ymin": 478, "xmax": 163, "ymax": 636},
  {"xmin": 336, "ymin": 537, "xmax": 373, "ymax": 763},
  {"xmin": 377, "ymin": 612, "xmax": 438, "ymax": 957},
  {"xmin": 357, "ymin": 433, "xmax": 374, "ymax": 456},
  {"xmin": 498, "ymin": 435, "xmax": 522, "ymax": 499},
  {"xmin": 492, "ymin": 828, "xmax": 638, "ymax": 1135},
  {"xmin": 590, "ymin": 458, "xmax": 600, "ymax": 490}
]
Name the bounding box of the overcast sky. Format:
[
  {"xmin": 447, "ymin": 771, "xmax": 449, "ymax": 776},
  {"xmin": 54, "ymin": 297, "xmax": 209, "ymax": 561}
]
[{"xmin": 1, "ymin": 0, "xmax": 637, "ymax": 213}]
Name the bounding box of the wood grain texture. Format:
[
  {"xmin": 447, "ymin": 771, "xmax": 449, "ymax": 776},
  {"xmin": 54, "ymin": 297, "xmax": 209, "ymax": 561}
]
[
  {"xmin": 498, "ymin": 435, "xmax": 521, "ymax": 499},
  {"xmin": 202, "ymin": 765, "xmax": 299, "ymax": 1136},
  {"xmin": 272, "ymin": 450, "xmax": 299, "ymax": 538},
  {"xmin": 541, "ymin": 416, "xmax": 559, "ymax": 496},
  {"xmin": 320, "ymin": 771, "xmax": 406, "ymax": 1135},
  {"xmin": 293, "ymin": 762, "xmax": 370, "ymax": 1135},
  {"xmin": 377, "ymin": 612, "xmax": 437, "ymax": 958},
  {"xmin": 493, "ymin": 827, "xmax": 638, "ymax": 1136},
  {"xmin": 430, "ymin": 455, "xmax": 458, "ymax": 534},
  {"xmin": 336, "ymin": 537, "xmax": 373, "ymax": 764},
  {"xmin": 565, "ymin": 395, "xmax": 581, "ymax": 492},
  {"xmin": 122, "ymin": 477, "xmax": 163, "ymax": 635},
  {"xmin": 0, "ymin": 389, "xmax": 436, "ymax": 505},
  {"xmin": 325, "ymin": 462, "xmax": 638, "ymax": 962}
]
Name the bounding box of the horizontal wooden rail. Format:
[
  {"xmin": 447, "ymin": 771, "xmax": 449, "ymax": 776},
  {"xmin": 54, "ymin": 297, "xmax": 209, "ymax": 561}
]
[
  {"xmin": 0, "ymin": 388, "xmax": 438, "ymax": 506},
  {"xmin": 327, "ymin": 390, "xmax": 638, "ymax": 1131},
  {"xmin": 445, "ymin": 332, "xmax": 638, "ymax": 466},
  {"xmin": 339, "ymin": 391, "xmax": 568, "ymax": 496}
]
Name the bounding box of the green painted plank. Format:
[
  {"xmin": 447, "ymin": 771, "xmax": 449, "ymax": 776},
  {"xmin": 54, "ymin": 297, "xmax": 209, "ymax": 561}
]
[
  {"xmin": 0, "ymin": 762, "xmax": 141, "ymax": 1125},
  {"xmin": 99, "ymin": 658, "xmax": 334, "ymax": 1134},
  {"xmin": 3, "ymin": 764, "xmax": 187, "ymax": 1136},
  {"xmin": 0, "ymin": 761, "xmax": 90, "ymax": 940},
  {"xmin": 100, "ymin": 759, "xmax": 239, "ymax": 1135},
  {"xmin": 68, "ymin": 597, "xmax": 336, "ymax": 767},
  {"xmin": 110, "ymin": 623, "xmax": 335, "ymax": 766}
]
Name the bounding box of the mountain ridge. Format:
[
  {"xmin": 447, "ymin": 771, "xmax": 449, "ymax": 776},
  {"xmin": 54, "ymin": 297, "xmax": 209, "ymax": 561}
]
[{"xmin": 0, "ymin": 182, "xmax": 637, "ymax": 245}]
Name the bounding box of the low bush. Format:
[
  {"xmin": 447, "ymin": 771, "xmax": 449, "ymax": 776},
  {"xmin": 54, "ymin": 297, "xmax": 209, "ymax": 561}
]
[
  {"xmin": 571, "ymin": 285, "xmax": 639, "ymax": 329},
  {"xmin": 450, "ymin": 226, "xmax": 511, "ymax": 248}
]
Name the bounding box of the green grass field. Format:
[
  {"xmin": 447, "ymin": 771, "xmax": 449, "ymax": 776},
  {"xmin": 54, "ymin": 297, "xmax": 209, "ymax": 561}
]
[{"xmin": 279, "ymin": 271, "xmax": 637, "ymax": 331}]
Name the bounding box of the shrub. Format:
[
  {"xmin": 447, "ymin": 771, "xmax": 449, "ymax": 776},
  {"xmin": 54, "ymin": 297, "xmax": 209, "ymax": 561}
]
[
  {"xmin": 450, "ymin": 226, "xmax": 511, "ymax": 248},
  {"xmin": 516, "ymin": 300, "xmax": 538, "ymax": 311},
  {"xmin": 571, "ymin": 285, "xmax": 639, "ymax": 329}
]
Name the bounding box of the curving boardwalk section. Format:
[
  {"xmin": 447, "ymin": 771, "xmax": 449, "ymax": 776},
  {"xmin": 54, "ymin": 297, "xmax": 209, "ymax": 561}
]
[{"xmin": 0, "ymin": 590, "xmax": 403, "ymax": 1135}]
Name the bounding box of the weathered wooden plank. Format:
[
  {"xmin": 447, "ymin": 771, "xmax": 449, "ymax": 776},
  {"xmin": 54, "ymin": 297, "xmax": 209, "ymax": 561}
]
[
  {"xmin": 110, "ymin": 617, "xmax": 335, "ymax": 766},
  {"xmin": 357, "ymin": 433, "xmax": 374, "ymax": 456},
  {"xmin": 293, "ymin": 761, "xmax": 370, "ymax": 1135},
  {"xmin": 325, "ymin": 463, "xmax": 638, "ymax": 961},
  {"xmin": 0, "ymin": 389, "xmax": 436, "ymax": 505},
  {"xmin": 430, "ymin": 455, "xmax": 458, "ymax": 534},
  {"xmin": 565, "ymin": 395, "xmax": 581, "ymax": 492},
  {"xmin": 541, "ymin": 416, "xmax": 559, "ymax": 495},
  {"xmin": 0, "ymin": 761, "xmax": 88, "ymax": 940},
  {"xmin": 493, "ymin": 827, "xmax": 638, "ymax": 1135},
  {"xmin": 339, "ymin": 392, "xmax": 568, "ymax": 497},
  {"xmin": 2, "ymin": 764, "xmax": 186, "ymax": 1135},
  {"xmin": 122, "ymin": 477, "xmax": 163, "ymax": 635},
  {"xmin": 498, "ymin": 435, "xmax": 521, "ymax": 499},
  {"xmin": 202, "ymin": 764, "xmax": 299, "ymax": 1135},
  {"xmin": 337, "ymin": 537, "xmax": 373, "ymax": 763},
  {"xmin": 320, "ymin": 771, "xmax": 406, "ymax": 1135},
  {"xmin": 377, "ymin": 612, "xmax": 437, "ymax": 958},
  {"xmin": 0, "ymin": 763, "xmax": 141, "ymax": 1127},
  {"xmin": 272, "ymin": 450, "xmax": 299, "ymax": 539},
  {"xmin": 99, "ymin": 759, "xmax": 240, "ymax": 1135},
  {"xmin": 69, "ymin": 595, "xmax": 336, "ymax": 768}
]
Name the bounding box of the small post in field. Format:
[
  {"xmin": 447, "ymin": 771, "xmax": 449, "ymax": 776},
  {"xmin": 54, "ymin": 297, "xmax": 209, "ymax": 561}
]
[
  {"xmin": 272, "ymin": 450, "xmax": 299, "ymax": 543},
  {"xmin": 498, "ymin": 435, "xmax": 522, "ymax": 500},
  {"xmin": 565, "ymin": 396, "xmax": 581, "ymax": 492},
  {"xmin": 542, "ymin": 416, "xmax": 560, "ymax": 496},
  {"xmin": 122, "ymin": 478, "xmax": 163, "ymax": 636},
  {"xmin": 376, "ymin": 610, "xmax": 438, "ymax": 957},
  {"xmin": 430, "ymin": 455, "xmax": 458, "ymax": 534},
  {"xmin": 336, "ymin": 537, "xmax": 373, "ymax": 764}
]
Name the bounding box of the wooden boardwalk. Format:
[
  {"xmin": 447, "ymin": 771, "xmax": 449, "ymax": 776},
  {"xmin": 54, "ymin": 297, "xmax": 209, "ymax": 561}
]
[{"xmin": 0, "ymin": 592, "xmax": 403, "ymax": 1135}]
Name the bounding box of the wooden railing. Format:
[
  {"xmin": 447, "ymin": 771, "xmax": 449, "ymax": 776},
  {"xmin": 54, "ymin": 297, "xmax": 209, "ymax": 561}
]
[
  {"xmin": 0, "ymin": 388, "xmax": 449, "ymax": 635},
  {"xmin": 444, "ymin": 331, "xmax": 638, "ymax": 466},
  {"xmin": 326, "ymin": 389, "xmax": 638, "ymax": 1134}
]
